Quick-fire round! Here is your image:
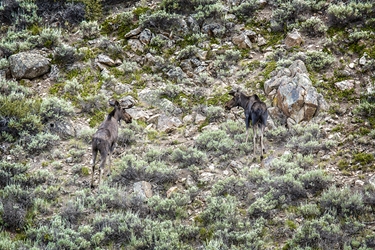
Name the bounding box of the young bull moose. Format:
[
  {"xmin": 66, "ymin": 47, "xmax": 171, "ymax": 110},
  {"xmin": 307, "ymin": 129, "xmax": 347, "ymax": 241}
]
[
  {"xmin": 91, "ymin": 100, "xmax": 132, "ymax": 188},
  {"xmin": 225, "ymin": 89, "xmax": 268, "ymax": 160}
]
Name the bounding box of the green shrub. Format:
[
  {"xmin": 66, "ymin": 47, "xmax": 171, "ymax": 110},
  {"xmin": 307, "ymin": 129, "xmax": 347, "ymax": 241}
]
[
  {"xmin": 176, "ymin": 45, "xmax": 198, "ymax": 60},
  {"xmin": 1, "ymin": 184, "xmax": 33, "ymax": 231},
  {"xmin": 298, "ymin": 169, "xmax": 331, "ymax": 195},
  {"xmin": 81, "ymin": 0, "xmax": 103, "ymax": 21},
  {"xmin": 63, "ymin": 77, "xmax": 83, "ymax": 96},
  {"xmin": 18, "ymin": 132, "xmax": 59, "ymax": 154},
  {"xmin": 92, "ymin": 211, "xmax": 144, "ymax": 246},
  {"xmin": 148, "ymin": 193, "xmax": 190, "ymax": 220},
  {"xmin": 269, "ymin": 174, "xmax": 307, "ymax": 202},
  {"xmin": 353, "ymin": 152, "xmax": 374, "ymax": 165},
  {"xmin": 193, "ymin": 2, "xmax": 225, "ymax": 25},
  {"xmin": 232, "ymin": 0, "xmax": 259, "ymax": 21},
  {"xmin": 327, "ymin": 2, "xmax": 374, "ymax": 27},
  {"xmin": 5, "ymin": 0, "xmax": 42, "ymax": 30},
  {"xmin": 92, "ymin": 184, "xmax": 128, "ymax": 211},
  {"xmin": 320, "ymin": 186, "xmax": 364, "ymax": 217},
  {"xmin": 298, "ymin": 203, "xmax": 321, "ymax": 219},
  {"xmin": 80, "ymin": 21, "xmax": 101, "ymax": 39},
  {"xmin": 112, "ymin": 154, "xmax": 178, "ymax": 188},
  {"xmin": 139, "ymin": 10, "xmax": 184, "ymax": 33},
  {"xmin": 0, "ymin": 161, "xmax": 28, "ymax": 188},
  {"xmin": 0, "ymin": 29, "xmax": 37, "ymax": 55},
  {"xmin": 0, "ymin": 80, "xmax": 42, "ymax": 139},
  {"xmin": 247, "ymin": 191, "xmax": 278, "ymax": 219},
  {"xmin": 102, "ymin": 10, "xmax": 134, "ymax": 37},
  {"xmin": 171, "ymin": 147, "xmax": 207, "ymax": 168},
  {"xmin": 195, "ymin": 129, "xmax": 234, "ymax": 156},
  {"xmin": 160, "ymin": 0, "xmax": 197, "ymax": 14},
  {"xmin": 117, "ymin": 128, "xmax": 137, "ymax": 146},
  {"xmin": 206, "ymin": 106, "xmax": 224, "ymax": 122},
  {"xmin": 60, "ymin": 199, "xmax": 85, "ymax": 225},
  {"xmin": 300, "ymin": 16, "xmax": 327, "ymax": 37},
  {"xmin": 265, "ymin": 124, "xmax": 289, "ymax": 142},
  {"xmin": 305, "ymin": 50, "xmax": 335, "ymax": 72},
  {"xmin": 288, "ymin": 213, "xmax": 343, "ymax": 249},
  {"xmin": 220, "ymin": 120, "xmax": 246, "ymax": 140},
  {"xmin": 53, "ymin": 43, "xmax": 80, "ymax": 67},
  {"xmin": 199, "ymin": 195, "xmax": 239, "ymax": 226},
  {"xmin": 38, "ymin": 26, "xmax": 61, "ymax": 49},
  {"xmin": 212, "ymin": 176, "xmax": 251, "ymax": 202},
  {"xmin": 40, "ymin": 97, "xmax": 74, "ymax": 122},
  {"xmin": 353, "ymin": 100, "xmax": 375, "ymax": 117},
  {"xmin": 286, "ymin": 123, "xmax": 332, "ymax": 155},
  {"xmin": 26, "ymin": 215, "xmax": 91, "ymax": 249}
]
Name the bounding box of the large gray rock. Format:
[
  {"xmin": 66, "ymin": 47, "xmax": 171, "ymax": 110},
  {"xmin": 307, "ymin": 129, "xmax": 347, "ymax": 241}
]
[
  {"xmin": 9, "ymin": 52, "xmax": 50, "ymax": 79},
  {"xmin": 232, "ymin": 33, "xmax": 252, "ymax": 49},
  {"xmin": 157, "ymin": 114, "xmax": 183, "ymax": 133},
  {"xmin": 265, "ymin": 60, "xmax": 328, "ymax": 124}
]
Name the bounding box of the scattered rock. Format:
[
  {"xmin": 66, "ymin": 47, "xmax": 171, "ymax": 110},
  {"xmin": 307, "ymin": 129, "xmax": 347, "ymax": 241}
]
[
  {"xmin": 334, "ymin": 80, "xmax": 355, "ymax": 91},
  {"xmin": 166, "ymin": 186, "xmax": 179, "ymax": 198},
  {"xmin": 133, "ymin": 181, "xmax": 153, "ymax": 199},
  {"xmin": 285, "ymin": 30, "xmax": 303, "ymax": 48},
  {"xmin": 9, "ymin": 51, "xmax": 51, "ymax": 79}
]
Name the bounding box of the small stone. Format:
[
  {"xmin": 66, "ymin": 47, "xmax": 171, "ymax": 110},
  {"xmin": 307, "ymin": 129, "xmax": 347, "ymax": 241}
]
[{"xmin": 166, "ymin": 186, "xmax": 178, "ymax": 198}]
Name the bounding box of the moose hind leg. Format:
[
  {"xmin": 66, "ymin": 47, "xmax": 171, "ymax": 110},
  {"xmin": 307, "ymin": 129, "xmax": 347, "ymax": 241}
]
[
  {"xmin": 253, "ymin": 126, "xmax": 257, "ymax": 156},
  {"xmin": 98, "ymin": 152, "xmax": 107, "ymax": 188},
  {"xmin": 91, "ymin": 150, "xmax": 97, "ymax": 188}
]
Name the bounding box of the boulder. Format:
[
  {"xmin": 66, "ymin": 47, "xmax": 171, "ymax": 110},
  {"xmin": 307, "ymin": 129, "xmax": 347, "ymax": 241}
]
[
  {"xmin": 97, "ymin": 54, "xmax": 117, "ymax": 67},
  {"xmin": 334, "ymin": 80, "xmax": 355, "ymax": 91},
  {"xmin": 157, "ymin": 114, "xmax": 183, "ymax": 133},
  {"xmin": 46, "ymin": 119, "xmax": 76, "ymax": 140},
  {"xmin": 285, "ymin": 30, "xmax": 303, "ymax": 48},
  {"xmin": 9, "ymin": 52, "xmax": 50, "ymax": 79},
  {"xmin": 232, "ymin": 33, "xmax": 252, "ymax": 49},
  {"xmin": 265, "ymin": 60, "xmax": 327, "ymax": 125},
  {"xmin": 133, "ymin": 181, "xmax": 153, "ymax": 200},
  {"xmin": 139, "ymin": 28, "xmax": 153, "ymax": 45}
]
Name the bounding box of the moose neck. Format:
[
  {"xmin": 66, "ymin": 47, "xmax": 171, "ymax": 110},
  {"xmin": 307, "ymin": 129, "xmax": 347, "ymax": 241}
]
[
  {"xmin": 108, "ymin": 107, "xmax": 121, "ymax": 122},
  {"xmin": 239, "ymin": 92, "xmax": 250, "ymax": 110}
]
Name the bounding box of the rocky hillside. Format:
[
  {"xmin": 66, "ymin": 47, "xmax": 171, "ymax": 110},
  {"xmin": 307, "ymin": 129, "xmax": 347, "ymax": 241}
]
[{"xmin": 1, "ymin": 0, "xmax": 375, "ymax": 249}]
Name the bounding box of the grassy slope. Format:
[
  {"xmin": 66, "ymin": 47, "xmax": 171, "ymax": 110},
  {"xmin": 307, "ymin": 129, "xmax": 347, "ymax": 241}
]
[{"xmin": 1, "ymin": 0, "xmax": 375, "ymax": 249}]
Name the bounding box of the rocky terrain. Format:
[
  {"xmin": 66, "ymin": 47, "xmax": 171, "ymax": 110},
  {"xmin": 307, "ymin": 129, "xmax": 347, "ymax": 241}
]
[{"xmin": 1, "ymin": 0, "xmax": 375, "ymax": 249}]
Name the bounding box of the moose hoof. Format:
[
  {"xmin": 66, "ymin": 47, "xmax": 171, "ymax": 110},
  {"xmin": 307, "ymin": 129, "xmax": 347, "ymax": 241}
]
[{"xmin": 91, "ymin": 184, "xmax": 95, "ymax": 189}]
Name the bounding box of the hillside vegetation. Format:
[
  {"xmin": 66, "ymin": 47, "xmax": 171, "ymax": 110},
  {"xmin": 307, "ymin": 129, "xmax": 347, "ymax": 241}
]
[{"xmin": 1, "ymin": 0, "xmax": 375, "ymax": 249}]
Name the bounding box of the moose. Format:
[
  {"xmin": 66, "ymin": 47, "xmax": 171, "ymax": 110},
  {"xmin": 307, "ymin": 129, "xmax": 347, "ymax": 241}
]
[
  {"xmin": 91, "ymin": 100, "xmax": 132, "ymax": 188},
  {"xmin": 225, "ymin": 89, "xmax": 268, "ymax": 160}
]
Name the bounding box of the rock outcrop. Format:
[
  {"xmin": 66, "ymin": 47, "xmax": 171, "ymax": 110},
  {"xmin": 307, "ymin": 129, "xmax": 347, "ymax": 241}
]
[{"xmin": 265, "ymin": 60, "xmax": 328, "ymax": 126}]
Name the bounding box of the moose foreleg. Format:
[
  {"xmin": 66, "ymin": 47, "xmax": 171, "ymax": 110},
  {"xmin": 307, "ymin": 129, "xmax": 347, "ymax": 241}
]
[{"xmin": 245, "ymin": 115, "xmax": 250, "ymax": 143}]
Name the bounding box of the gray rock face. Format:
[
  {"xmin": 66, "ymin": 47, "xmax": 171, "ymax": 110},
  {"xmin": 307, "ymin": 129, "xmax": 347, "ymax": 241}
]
[
  {"xmin": 285, "ymin": 30, "xmax": 303, "ymax": 48},
  {"xmin": 9, "ymin": 52, "xmax": 51, "ymax": 79},
  {"xmin": 265, "ymin": 60, "xmax": 328, "ymax": 124}
]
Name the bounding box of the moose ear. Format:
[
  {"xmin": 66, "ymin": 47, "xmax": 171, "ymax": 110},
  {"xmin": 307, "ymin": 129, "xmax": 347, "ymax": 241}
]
[
  {"xmin": 109, "ymin": 100, "xmax": 120, "ymax": 107},
  {"xmin": 228, "ymin": 90, "xmax": 235, "ymax": 96}
]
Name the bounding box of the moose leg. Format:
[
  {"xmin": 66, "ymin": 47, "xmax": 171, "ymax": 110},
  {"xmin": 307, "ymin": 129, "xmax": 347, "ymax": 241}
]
[
  {"xmin": 260, "ymin": 125, "xmax": 265, "ymax": 155},
  {"xmin": 91, "ymin": 149, "xmax": 97, "ymax": 188},
  {"xmin": 98, "ymin": 152, "xmax": 107, "ymax": 188},
  {"xmin": 245, "ymin": 115, "xmax": 250, "ymax": 143},
  {"xmin": 253, "ymin": 126, "xmax": 257, "ymax": 156},
  {"xmin": 107, "ymin": 143, "xmax": 116, "ymax": 176}
]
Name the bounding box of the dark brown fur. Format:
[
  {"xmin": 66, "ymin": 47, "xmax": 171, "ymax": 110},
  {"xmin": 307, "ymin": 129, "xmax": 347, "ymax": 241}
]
[
  {"xmin": 225, "ymin": 89, "xmax": 268, "ymax": 159},
  {"xmin": 91, "ymin": 100, "xmax": 132, "ymax": 188}
]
